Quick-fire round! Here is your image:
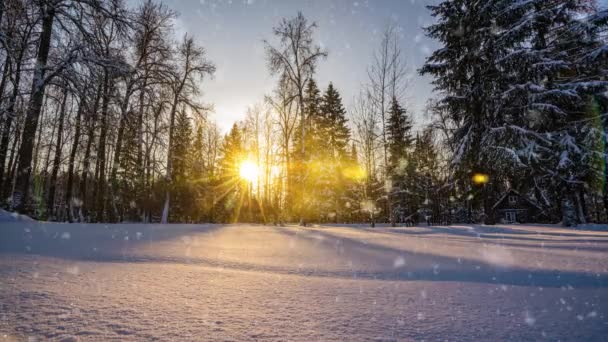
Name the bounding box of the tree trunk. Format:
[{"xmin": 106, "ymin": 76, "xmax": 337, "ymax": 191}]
[
  {"xmin": 65, "ymin": 95, "xmax": 84, "ymax": 222},
  {"xmin": 0, "ymin": 51, "xmax": 11, "ymax": 113},
  {"xmin": 161, "ymin": 93, "xmax": 180, "ymax": 224},
  {"xmin": 80, "ymin": 82, "xmax": 102, "ymax": 220},
  {"xmin": 47, "ymin": 89, "xmax": 68, "ymax": 218},
  {"xmin": 108, "ymin": 82, "xmax": 135, "ymax": 222},
  {"xmin": 0, "ymin": 56, "xmax": 22, "ymax": 192},
  {"xmin": 575, "ymin": 190, "xmax": 587, "ymax": 225},
  {"xmin": 136, "ymin": 78, "xmax": 147, "ymax": 219},
  {"xmin": 12, "ymin": 5, "xmax": 55, "ymax": 213},
  {"xmin": 144, "ymin": 103, "xmax": 162, "ymax": 222},
  {"xmin": 6, "ymin": 121, "xmax": 20, "ymax": 184},
  {"xmin": 2, "ymin": 118, "xmax": 21, "ymax": 201},
  {"xmin": 0, "ymin": 0, "xmax": 4, "ymax": 27},
  {"xmin": 93, "ymin": 73, "xmax": 110, "ymax": 222}
]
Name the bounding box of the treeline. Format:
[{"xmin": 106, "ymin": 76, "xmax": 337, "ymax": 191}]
[
  {"xmin": 0, "ymin": 1, "xmax": 435, "ymax": 225},
  {"xmin": 2, "ymin": 0, "xmax": 606, "ymax": 226},
  {"xmin": 0, "ymin": 0, "xmax": 215, "ymax": 222}
]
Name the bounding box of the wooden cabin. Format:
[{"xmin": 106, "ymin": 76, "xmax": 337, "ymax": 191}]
[{"xmin": 492, "ymin": 190, "xmax": 545, "ymax": 224}]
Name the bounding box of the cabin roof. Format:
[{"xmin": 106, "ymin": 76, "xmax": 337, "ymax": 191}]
[{"xmin": 492, "ymin": 189, "xmax": 544, "ymax": 211}]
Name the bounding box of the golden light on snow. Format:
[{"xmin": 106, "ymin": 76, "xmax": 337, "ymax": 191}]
[
  {"xmin": 239, "ymin": 160, "xmax": 259, "ymax": 182},
  {"xmin": 472, "ymin": 173, "xmax": 490, "ymax": 185}
]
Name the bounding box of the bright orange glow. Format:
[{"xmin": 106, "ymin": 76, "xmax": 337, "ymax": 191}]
[
  {"xmin": 472, "ymin": 173, "xmax": 490, "ymax": 185},
  {"xmin": 343, "ymin": 165, "xmax": 367, "ymax": 181},
  {"xmin": 239, "ymin": 160, "xmax": 259, "ymax": 182}
]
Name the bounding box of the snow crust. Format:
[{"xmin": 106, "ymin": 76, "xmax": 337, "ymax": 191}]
[{"xmin": 1, "ymin": 222, "xmax": 606, "ymax": 340}]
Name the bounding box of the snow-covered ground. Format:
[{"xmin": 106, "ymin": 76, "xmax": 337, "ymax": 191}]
[
  {"xmin": 1, "ymin": 222, "xmax": 607, "ymax": 341},
  {"xmin": 0, "ymin": 209, "xmax": 34, "ymax": 223}
]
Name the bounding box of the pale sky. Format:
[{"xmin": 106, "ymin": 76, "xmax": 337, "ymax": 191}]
[
  {"xmin": 147, "ymin": 0, "xmax": 608, "ymax": 132},
  {"xmin": 155, "ymin": 0, "xmax": 439, "ymax": 132}
]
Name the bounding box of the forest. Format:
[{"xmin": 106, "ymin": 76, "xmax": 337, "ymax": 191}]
[{"xmin": 0, "ymin": 0, "xmax": 606, "ymax": 226}]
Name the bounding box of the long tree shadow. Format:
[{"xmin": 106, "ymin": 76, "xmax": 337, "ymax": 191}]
[
  {"xmin": 0, "ymin": 221, "xmax": 228, "ymax": 260},
  {"xmin": 274, "ymin": 227, "xmax": 608, "ymax": 288},
  {"xmin": 376, "ymin": 225, "xmax": 608, "ymax": 244},
  {"xmin": 438, "ymin": 224, "xmax": 608, "ymax": 239},
  {"xmin": 372, "ymin": 228, "xmax": 608, "ymax": 253},
  {"xmin": 451, "ymin": 238, "xmax": 608, "ymax": 253},
  {"xmin": 1, "ymin": 222, "xmax": 606, "ymax": 288}
]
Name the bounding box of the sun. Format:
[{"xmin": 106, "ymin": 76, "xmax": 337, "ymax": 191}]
[{"xmin": 239, "ymin": 160, "xmax": 259, "ymax": 182}]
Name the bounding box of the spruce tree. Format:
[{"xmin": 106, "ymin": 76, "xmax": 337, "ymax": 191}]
[
  {"xmin": 422, "ymin": 0, "xmax": 608, "ymax": 224},
  {"xmin": 421, "ymin": 0, "xmax": 505, "ymax": 223},
  {"xmin": 170, "ymin": 109, "xmax": 193, "ymax": 221},
  {"xmin": 319, "ymin": 83, "xmax": 351, "ymax": 222},
  {"xmin": 386, "ymin": 97, "xmax": 413, "ymax": 223},
  {"xmin": 292, "ymin": 79, "xmax": 323, "ymax": 222},
  {"xmin": 217, "ymin": 123, "xmax": 245, "ymax": 222},
  {"xmin": 494, "ymin": 1, "xmax": 608, "ymax": 223},
  {"xmin": 320, "ymin": 83, "xmax": 350, "ymax": 160},
  {"xmin": 117, "ymin": 113, "xmax": 141, "ymax": 221}
]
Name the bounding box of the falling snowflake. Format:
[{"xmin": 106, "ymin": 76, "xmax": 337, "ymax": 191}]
[{"xmin": 524, "ymin": 311, "xmax": 536, "ymax": 326}]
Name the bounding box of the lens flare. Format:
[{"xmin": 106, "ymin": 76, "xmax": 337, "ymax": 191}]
[
  {"xmin": 472, "ymin": 173, "xmax": 490, "ymax": 185},
  {"xmin": 239, "ymin": 160, "xmax": 259, "ymax": 182}
]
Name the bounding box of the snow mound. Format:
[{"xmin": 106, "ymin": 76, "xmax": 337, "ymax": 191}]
[{"xmin": 0, "ymin": 209, "xmax": 34, "ymax": 223}]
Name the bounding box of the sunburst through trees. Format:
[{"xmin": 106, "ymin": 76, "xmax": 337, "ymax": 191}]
[{"xmin": 1, "ymin": 1, "xmax": 606, "ymax": 226}]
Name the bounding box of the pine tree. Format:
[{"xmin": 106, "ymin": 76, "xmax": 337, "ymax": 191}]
[
  {"xmin": 421, "ymin": 0, "xmax": 506, "ymax": 224},
  {"xmin": 494, "ymin": 1, "xmax": 608, "ymax": 224},
  {"xmin": 170, "ymin": 108, "xmax": 193, "ymax": 221},
  {"xmin": 320, "ymin": 83, "xmax": 350, "ymax": 160},
  {"xmin": 422, "ymin": 0, "xmax": 608, "ymax": 224},
  {"xmin": 292, "ymin": 79, "xmax": 323, "ymax": 222},
  {"xmin": 319, "ymin": 83, "xmax": 351, "ymax": 222},
  {"xmin": 217, "ymin": 123, "xmax": 245, "ymax": 222},
  {"xmin": 386, "ymin": 97, "xmax": 413, "ymax": 223},
  {"xmin": 343, "ymin": 142, "xmax": 364, "ymax": 223},
  {"xmin": 117, "ymin": 112, "xmax": 142, "ymax": 221},
  {"xmin": 188, "ymin": 122, "xmax": 207, "ymax": 222},
  {"xmin": 294, "ymin": 79, "xmax": 322, "ymax": 161}
]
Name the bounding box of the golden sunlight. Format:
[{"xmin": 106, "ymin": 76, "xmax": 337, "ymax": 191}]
[
  {"xmin": 239, "ymin": 160, "xmax": 259, "ymax": 182},
  {"xmin": 472, "ymin": 173, "xmax": 490, "ymax": 185}
]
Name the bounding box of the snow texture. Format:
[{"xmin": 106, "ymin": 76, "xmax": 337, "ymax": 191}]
[{"xmin": 0, "ymin": 222, "xmax": 607, "ymax": 341}]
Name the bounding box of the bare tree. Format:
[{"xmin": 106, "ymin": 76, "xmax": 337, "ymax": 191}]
[
  {"xmin": 108, "ymin": 0, "xmax": 175, "ymax": 221},
  {"xmin": 11, "ymin": 0, "xmax": 127, "ymax": 213},
  {"xmin": 160, "ymin": 35, "xmax": 215, "ymax": 224},
  {"xmin": 352, "ymin": 90, "xmax": 381, "ymax": 227},
  {"xmin": 264, "ymin": 12, "xmax": 327, "ymax": 224},
  {"xmin": 367, "ymin": 22, "xmax": 409, "ymax": 226},
  {"xmin": 0, "ymin": 0, "xmax": 37, "ymax": 193},
  {"xmin": 265, "ymin": 72, "xmax": 298, "ymax": 213}
]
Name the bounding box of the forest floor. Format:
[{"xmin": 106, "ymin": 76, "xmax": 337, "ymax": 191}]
[{"xmin": 0, "ymin": 220, "xmax": 607, "ymax": 341}]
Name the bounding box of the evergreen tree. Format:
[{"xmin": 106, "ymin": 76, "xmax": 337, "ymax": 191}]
[
  {"xmin": 189, "ymin": 122, "xmax": 207, "ymax": 222},
  {"xmin": 421, "ymin": 0, "xmax": 505, "ymax": 223},
  {"xmin": 422, "ymin": 0, "xmax": 608, "ymax": 224},
  {"xmin": 170, "ymin": 108, "xmax": 193, "ymax": 221},
  {"xmin": 413, "ymin": 129, "xmax": 440, "ymax": 222},
  {"xmin": 191, "ymin": 122, "xmax": 206, "ymax": 177},
  {"xmin": 294, "ymin": 79, "xmax": 323, "ymax": 161},
  {"xmin": 117, "ymin": 112, "xmax": 142, "ymax": 221},
  {"xmin": 386, "ymin": 97, "xmax": 413, "ymax": 223},
  {"xmin": 319, "ymin": 83, "xmax": 351, "ymax": 222},
  {"xmin": 320, "ymin": 83, "xmax": 350, "ymax": 160},
  {"xmin": 343, "ymin": 142, "xmax": 365, "ymax": 223},
  {"xmin": 217, "ymin": 123, "xmax": 245, "ymax": 222},
  {"xmin": 292, "ymin": 79, "xmax": 323, "ymax": 222},
  {"xmin": 493, "ymin": 1, "xmax": 608, "ymax": 224}
]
